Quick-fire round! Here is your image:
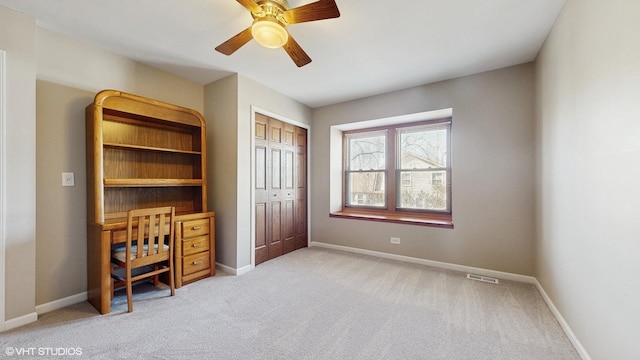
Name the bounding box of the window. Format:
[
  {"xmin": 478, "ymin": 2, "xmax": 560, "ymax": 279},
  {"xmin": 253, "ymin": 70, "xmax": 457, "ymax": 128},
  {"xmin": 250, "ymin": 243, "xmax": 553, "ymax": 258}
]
[
  {"xmin": 338, "ymin": 118, "xmax": 452, "ymax": 227},
  {"xmin": 401, "ymin": 173, "xmax": 412, "ymax": 187},
  {"xmin": 431, "ymin": 172, "xmax": 443, "ymax": 186}
]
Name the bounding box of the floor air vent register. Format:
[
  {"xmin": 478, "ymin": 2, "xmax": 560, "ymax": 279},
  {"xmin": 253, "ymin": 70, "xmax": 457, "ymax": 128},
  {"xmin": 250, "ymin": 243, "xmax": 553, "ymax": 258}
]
[{"xmin": 466, "ymin": 273, "xmax": 499, "ymax": 284}]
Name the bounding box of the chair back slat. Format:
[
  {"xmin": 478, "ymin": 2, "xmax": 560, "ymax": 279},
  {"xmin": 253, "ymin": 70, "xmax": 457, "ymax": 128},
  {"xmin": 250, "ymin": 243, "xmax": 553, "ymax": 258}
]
[
  {"xmin": 148, "ymin": 212, "xmax": 157, "ymax": 255},
  {"xmin": 157, "ymin": 213, "xmax": 165, "ymax": 254},
  {"xmin": 136, "ymin": 214, "xmax": 146, "ymax": 259}
]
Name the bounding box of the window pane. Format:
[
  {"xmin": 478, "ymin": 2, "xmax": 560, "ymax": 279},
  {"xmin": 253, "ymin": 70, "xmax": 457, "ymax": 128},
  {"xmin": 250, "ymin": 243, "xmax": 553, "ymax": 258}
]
[
  {"xmin": 399, "ymin": 125, "xmax": 448, "ymax": 169},
  {"xmin": 346, "ymin": 131, "xmax": 386, "ymax": 170},
  {"xmin": 401, "ymin": 172, "xmax": 411, "ymax": 187},
  {"xmin": 397, "ymin": 170, "xmax": 447, "ymax": 210},
  {"xmin": 347, "ymin": 172, "xmax": 385, "ymax": 207}
]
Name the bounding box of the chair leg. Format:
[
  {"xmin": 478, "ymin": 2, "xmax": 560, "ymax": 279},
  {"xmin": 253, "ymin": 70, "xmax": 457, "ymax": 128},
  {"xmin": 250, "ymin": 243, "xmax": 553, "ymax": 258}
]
[
  {"xmin": 169, "ymin": 258, "xmax": 175, "ymax": 297},
  {"xmin": 126, "ymin": 271, "xmax": 133, "ymax": 313},
  {"xmin": 153, "ymin": 264, "xmax": 159, "ymax": 286}
]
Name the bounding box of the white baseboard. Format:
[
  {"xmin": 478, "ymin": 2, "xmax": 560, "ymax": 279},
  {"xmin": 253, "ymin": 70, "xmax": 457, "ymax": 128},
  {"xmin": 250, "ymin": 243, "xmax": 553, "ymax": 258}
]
[
  {"xmin": 215, "ymin": 262, "xmax": 236, "ymax": 274},
  {"xmin": 4, "ymin": 312, "xmax": 38, "ymax": 331},
  {"xmin": 309, "ymin": 241, "xmax": 590, "ymax": 360},
  {"xmin": 236, "ymin": 264, "xmax": 252, "ymax": 276},
  {"xmin": 533, "ymin": 279, "xmax": 591, "ymax": 360},
  {"xmin": 216, "ymin": 262, "xmax": 253, "ymax": 276},
  {"xmin": 310, "ymin": 241, "xmax": 536, "ymax": 284},
  {"xmin": 4, "ymin": 291, "xmax": 89, "ymax": 332},
  {"xmin": 35, "ymin": 292, "xmax": 87, "ymax": 315}
]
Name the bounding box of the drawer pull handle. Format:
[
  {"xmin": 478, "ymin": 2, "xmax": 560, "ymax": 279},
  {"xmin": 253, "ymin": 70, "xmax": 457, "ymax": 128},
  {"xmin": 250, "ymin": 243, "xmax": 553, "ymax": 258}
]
[
  {"xmin": 192, "ymin": 243, "xmax": 202, "ymax": 248},
  {"xmin": 191, "ymin": 226, "xmax": 201, "ymax": 231},
  {"xmin": 192, "ymin": 259, "xmax": 205, "ymax": 265}
]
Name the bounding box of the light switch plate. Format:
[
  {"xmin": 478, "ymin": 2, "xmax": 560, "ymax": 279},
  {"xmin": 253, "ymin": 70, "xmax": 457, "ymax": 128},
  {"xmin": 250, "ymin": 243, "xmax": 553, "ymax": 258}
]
[{"xmin": 62, "ymin": 172, "xmax": 75, "ymax": 187}]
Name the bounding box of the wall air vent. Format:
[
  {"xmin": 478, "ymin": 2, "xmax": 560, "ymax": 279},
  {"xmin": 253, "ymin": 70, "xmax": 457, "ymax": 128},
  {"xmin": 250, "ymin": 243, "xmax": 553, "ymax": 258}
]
[{"xmin": 467, "ymin": 273, "xmax": 499, "ymax": 284}]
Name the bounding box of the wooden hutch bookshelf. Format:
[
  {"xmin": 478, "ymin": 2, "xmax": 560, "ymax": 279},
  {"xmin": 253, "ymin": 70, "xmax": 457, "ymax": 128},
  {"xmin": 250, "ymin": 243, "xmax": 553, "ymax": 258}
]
[{"xmin": 86, "ymin": 90, "xmax": 215, "ymax": 314}]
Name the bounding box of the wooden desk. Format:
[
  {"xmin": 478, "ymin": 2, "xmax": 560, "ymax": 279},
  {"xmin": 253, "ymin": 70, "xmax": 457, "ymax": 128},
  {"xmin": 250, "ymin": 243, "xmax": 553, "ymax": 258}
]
[{"xmin": 87, "ymin": 211, "xmax": 215, "ymax": 314}]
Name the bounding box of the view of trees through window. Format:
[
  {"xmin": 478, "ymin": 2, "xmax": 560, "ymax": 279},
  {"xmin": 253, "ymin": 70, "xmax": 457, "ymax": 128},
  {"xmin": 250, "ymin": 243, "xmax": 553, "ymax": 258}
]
[
  {"xmin": 346, "ymin": 130, "xmax": 386, "ymax": 207},
  {"xmin": 398, "ymin": 124, "xmax": 448, "ymax": 210},
  {"xmin": 345, "ymin": 120, "xmax": 451, "ymax": 213}
]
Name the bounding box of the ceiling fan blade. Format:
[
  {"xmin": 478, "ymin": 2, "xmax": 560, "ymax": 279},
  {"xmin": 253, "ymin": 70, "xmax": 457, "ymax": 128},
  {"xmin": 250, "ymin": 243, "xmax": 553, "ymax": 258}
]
[
  {"xmin": 235, "ymin": 0, "xmax": 262, "ymax": 13},
  {"xmin": 283, "ymin": 35, "xmax": 312, "ymax": 67},
  {"xmin": 215, "ymin": 26, "xmax": 254, "ymax": 55},
  {"xmin": 283, "ymin": 0, "xmax": 340, "ymax": 24}
]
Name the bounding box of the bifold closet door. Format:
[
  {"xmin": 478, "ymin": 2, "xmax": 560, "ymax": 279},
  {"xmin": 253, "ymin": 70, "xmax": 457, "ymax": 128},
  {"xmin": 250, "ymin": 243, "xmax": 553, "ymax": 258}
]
[{"xmin": 255, "ymin": 113, "xmax": 307, "ymax": 266}]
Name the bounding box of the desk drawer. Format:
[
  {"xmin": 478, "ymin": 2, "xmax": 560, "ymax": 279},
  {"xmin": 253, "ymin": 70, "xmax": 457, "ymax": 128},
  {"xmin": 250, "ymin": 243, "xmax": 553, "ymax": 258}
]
[
  {"xmin": 182, "ymin": 235, "xmax": 209, "ymax": 256},
  {"xmin": 181, "ymin": 218, "xmax": 209, "ymax": 238},
  {"xmin": 183, "ymin": 251, "xmax": 210, "ymax": 276},
  {"xmin": 174, "ymin": 212, "xmax": 215, "ymax": 288}
]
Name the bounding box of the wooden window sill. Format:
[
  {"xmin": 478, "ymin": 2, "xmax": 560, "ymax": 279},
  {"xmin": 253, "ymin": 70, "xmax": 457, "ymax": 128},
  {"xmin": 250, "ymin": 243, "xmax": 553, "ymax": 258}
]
[{"xmin": 330, "ymin": 210, "xmax": 454, "ymax": 229}]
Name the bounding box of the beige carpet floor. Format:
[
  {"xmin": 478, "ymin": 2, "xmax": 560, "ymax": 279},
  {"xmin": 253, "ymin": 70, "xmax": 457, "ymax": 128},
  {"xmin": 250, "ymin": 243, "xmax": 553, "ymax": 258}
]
[{"xmin": 0, "ymin": 247, "xmax": 580, "ymax": 359}]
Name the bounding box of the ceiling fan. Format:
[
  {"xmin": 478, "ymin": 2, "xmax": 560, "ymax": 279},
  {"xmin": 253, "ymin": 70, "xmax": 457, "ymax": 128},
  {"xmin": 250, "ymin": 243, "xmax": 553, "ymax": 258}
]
[{"xmin": 215, "ymin": 0, "xmax": 340, "ymax": 67}]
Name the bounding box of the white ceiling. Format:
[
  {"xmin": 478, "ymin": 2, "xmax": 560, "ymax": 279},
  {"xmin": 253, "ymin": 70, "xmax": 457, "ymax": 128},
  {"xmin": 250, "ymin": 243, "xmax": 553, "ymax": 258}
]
[{"xmin": 0, "ymin": 0, "xmax": 565, "ymax": 108}]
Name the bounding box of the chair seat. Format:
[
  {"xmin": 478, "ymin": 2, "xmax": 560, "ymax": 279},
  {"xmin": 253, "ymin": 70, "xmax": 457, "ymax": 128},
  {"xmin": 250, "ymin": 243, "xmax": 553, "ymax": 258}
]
[{"xmin": 112, "ymin": 243, "xmax": 169, "ymax": 262}]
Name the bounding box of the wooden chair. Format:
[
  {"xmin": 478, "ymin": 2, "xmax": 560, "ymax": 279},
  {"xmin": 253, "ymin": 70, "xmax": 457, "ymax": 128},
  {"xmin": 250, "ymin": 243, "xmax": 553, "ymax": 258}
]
[{"xmin": 111, "ymin": 206, "xmax": 176, "ymax": 312}]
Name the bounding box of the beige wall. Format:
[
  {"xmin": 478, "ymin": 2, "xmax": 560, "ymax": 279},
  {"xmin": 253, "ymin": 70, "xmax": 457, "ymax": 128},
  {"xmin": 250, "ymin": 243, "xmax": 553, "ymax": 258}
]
[
  {"xmin": 311, "ymin": 64, "xmax": 536, "ymax": 275},
  {"xmin": 35, "ymin": 82, "xmax": 93, "ymax": 306},
  {"xmin": 0, "ymin": 6, "xmax": 37, "ymax": 322},
  {"xmin": 535, "ymin": 0, "xmax": 640, "ymax": 358},
  {"xmin": 36, "ymin": 29, "xmax": 204, "ymax": 113},
  {"xmin": 204, "ymin": 74, "xmax": 239, "ymax": 269},
  {"xmin": 204, "ymin": 74, "xmax": 311, "ymax": 270},
  {"xmin": 33, "ymin": 28, "xmax": 204, "ymax": 308}
]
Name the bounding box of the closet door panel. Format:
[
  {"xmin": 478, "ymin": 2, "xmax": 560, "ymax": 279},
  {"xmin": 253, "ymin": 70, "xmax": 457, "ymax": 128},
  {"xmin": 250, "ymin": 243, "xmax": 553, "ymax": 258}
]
[
  {"xmin": 254, "ymin": 113, "xmax": 270, "ymax": 265},
  {"xmin": 254, "ymin": 114, "xmax": 307, "ymax": 265}
]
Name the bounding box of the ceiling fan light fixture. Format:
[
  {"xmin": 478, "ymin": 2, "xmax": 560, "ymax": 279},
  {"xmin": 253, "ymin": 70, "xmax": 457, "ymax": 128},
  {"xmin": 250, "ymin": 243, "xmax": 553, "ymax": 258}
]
[
  {"xmin": 216, "ymin": 0, "xmax": 340, "ymax": 67},
  {"xmin": 251, "ymin": 17, "xmax": 288, "ymax": 49}
]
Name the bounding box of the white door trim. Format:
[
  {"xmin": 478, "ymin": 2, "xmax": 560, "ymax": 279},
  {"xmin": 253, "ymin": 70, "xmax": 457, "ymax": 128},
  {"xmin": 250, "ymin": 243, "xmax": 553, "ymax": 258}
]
[
  {"xmin": 249, "ymin": 106, "xmax": 311, "ymax": 270},
  {"xmin": 0, "ymin": 50, "xmax": 7, "ymax": 331}
]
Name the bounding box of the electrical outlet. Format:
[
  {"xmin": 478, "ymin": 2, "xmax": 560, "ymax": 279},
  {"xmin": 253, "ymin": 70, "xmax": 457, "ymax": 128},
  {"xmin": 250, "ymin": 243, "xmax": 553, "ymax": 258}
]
[
  {"xmin": 390, "ymin": 237, "xmax": 400, "ymax": 245},
  {"xmin": 62, "ymin": 172, "xmax": 75, "ymax": 187}
]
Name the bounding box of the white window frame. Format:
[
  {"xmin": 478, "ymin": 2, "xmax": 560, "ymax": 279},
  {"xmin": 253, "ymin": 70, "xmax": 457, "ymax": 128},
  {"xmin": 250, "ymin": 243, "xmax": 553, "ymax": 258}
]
[{"xmin": 330, "ymin": 108, "xmax": 454, "ymax": 228}]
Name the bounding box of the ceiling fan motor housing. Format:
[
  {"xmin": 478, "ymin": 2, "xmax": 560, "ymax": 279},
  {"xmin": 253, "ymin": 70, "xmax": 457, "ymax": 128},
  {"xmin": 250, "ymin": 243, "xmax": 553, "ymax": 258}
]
[
  {"xmin": 257, "ymin": 0, "xmax": 290, "ymax": 10},
  {"xmin": 253, "ymin": 1, "xmax": 289, "ymax": 24}
]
